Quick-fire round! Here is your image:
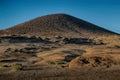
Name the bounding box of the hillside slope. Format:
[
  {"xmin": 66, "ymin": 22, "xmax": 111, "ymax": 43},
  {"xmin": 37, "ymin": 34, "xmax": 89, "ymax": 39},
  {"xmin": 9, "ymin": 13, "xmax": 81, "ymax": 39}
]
[{"xmin": 0, "ymin": 14, "xmax": 118, "ymax": 37}]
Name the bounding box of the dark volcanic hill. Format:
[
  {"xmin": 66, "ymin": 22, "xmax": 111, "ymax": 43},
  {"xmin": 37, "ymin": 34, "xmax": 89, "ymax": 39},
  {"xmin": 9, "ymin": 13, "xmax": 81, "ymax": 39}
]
[{"xmin": 0, "ymin": 14, "xmax": 118, "ymax": 37}]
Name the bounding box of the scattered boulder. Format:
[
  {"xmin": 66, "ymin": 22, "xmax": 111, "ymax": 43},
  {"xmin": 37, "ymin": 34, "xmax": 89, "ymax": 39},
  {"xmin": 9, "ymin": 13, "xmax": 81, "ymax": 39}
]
[
  {"xmin": 19, "ymin": 47, "xmax": 40, "ymax": 54},
  {"xmin": 4, "ymin": 48, "xmax": 15, "ymax": 55},
  {"xmin": 55, "ymin": 36, "xmax": 63, "ymax": 39},
  {"xmin": 114, "ymin": 45, "xmax": 120, "ymax": 48},
  {"xmin": 65, "ymin": 54, "xmax": 79, "ymax": 62}
]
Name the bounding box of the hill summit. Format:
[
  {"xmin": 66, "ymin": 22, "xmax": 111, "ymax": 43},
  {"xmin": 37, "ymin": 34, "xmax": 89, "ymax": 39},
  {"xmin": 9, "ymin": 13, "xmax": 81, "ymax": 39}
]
[{"xmin": 0, "ymin": 14, "xmax": 117, "ymax": 37}]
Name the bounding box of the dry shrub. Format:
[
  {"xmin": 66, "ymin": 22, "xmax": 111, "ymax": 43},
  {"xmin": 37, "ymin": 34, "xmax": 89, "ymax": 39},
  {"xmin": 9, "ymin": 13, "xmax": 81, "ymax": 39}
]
[{"xmin": 11, "ymin": 63, "xmax": 23, "ymax": 71}]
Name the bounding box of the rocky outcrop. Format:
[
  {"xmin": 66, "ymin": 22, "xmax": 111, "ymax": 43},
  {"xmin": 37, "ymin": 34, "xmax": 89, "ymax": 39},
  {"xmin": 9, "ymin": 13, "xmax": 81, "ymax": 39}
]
[{"xmin": 0, "ymin": 36, "xmax": 48, "ymax": 43}]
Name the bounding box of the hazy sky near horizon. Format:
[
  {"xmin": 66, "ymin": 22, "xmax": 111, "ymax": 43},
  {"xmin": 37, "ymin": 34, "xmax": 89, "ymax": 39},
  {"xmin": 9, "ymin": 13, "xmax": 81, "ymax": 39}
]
[{"xmin": 0, "ymin": 0, "xmax": 120, "ymax": 34}]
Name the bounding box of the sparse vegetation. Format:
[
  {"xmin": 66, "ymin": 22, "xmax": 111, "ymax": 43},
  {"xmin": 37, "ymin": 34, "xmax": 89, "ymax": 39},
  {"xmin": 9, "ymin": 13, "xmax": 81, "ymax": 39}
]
[
  {"xmin": 11, "ymin": 63, "xmax": 23, "ymax": 71},
  {"xmin": 1, "ymin": 67, "xmax": 120, "ymax": 80},
  {"xmin": 69, "ymin": 54, "xmax": 120, "ymax": 68},
  {"xmin": 0, "ymin": 63, "xmax": 10, "ymax": 68},
  {"xmin": 48, "ymin": 61, "xmax": 66, "ymax": 65}
]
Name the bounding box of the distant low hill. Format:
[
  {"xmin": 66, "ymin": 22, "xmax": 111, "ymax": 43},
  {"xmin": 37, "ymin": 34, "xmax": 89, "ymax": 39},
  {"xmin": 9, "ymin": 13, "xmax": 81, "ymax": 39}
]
[{"xmin": 0, "ymin": 14, "xmax": 118, "ymax": 37}]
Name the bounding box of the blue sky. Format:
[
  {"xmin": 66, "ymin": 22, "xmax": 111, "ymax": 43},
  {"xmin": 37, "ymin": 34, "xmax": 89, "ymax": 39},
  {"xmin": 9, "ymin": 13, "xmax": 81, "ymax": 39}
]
[{"xmin": 0, "ymin": 0, "xmax": 120, "ymax": 34}]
